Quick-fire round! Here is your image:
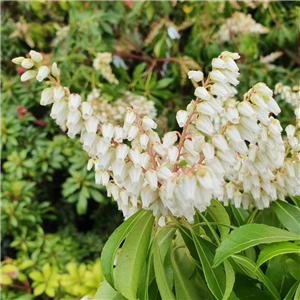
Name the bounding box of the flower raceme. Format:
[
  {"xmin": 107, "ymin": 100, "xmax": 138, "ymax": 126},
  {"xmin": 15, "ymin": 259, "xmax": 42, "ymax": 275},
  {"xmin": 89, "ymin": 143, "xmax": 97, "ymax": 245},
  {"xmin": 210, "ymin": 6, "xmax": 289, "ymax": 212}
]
[{"xmin": 12, "ymin": 51, "xmax": 300, "ymax": 225}]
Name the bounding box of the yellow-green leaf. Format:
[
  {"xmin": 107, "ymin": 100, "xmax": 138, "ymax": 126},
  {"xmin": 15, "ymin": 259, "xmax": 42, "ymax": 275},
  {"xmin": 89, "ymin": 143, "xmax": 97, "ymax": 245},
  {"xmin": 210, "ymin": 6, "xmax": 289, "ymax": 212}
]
[
  {"xmin": 29, "ymin": 271, "xmax": 44, "ymax": 282},
  {"xmin": 34, "ymin": 283, "xmax": 46, "ymax": 296}
]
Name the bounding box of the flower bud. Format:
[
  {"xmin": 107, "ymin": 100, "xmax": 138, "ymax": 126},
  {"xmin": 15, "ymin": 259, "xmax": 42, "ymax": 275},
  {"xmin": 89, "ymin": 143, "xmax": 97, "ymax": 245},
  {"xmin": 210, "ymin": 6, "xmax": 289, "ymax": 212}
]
[
  {"xmin": 51, "ymin": 62, "xmax": 60, "ymax": 77},
  {"xmin": 36, "ymin": 66, "xmax": 50, "ymax": 82},
  {"xmin": 21, "ymin": 59, "xmax": 34, "ymax": 69},
  {"xmin": 29, "ymin": 50, "xmax": 43, "ymax": 63},
  {"xmin": 21, "ymin": 70, "xmax": 37, "ymax": 82},
  {"xmin": 12, "ymin": 56, "xmax": 25, "ymax": 65}
]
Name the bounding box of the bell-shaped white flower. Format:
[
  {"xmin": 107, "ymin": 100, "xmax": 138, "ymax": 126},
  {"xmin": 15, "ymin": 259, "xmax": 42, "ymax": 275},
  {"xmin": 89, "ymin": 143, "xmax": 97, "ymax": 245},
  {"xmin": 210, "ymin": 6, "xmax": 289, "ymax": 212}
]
[
  {"xmin": 188, "ymin": 70, "xmax": 203, "ymax": 82},
  {"xmin": 68, "ymin": 94, "xmax": 81, "ymax": 112},
  {"xmin": 102, "ymin": 123, "xmax": 114, "ymax": 141},
  {"xmin": 163, "ymin": 132, "xmax": 177, "ymax": 149},
  {"xmin": 167, "ymin": 146, "xmax": 179, "ymax": 164},
  {"xmin": 196, "ymin": 117, "xmax": 215, "ymax": 136},
  {"xmin": 36, "ymin": 66, "xmax": 50, "ymax": 82},
  {"xmin": 114, "ymin": 126, "xmax": 124, "ymax": 143},
  {"xmin": 212, "ymin": 134, "xmax": 230, "ymax": 152},
  {"xmin": 127, "ymin": 125, "xmax": 139, "ymax": 141},
  {"xmin": 53, "ymin": 86, "xmax": 65, "ymax": 102},
  {"xmin": 225, "ymin": 126, "xmax": 243, "ymax": 144},
  {"xmin": 29, "ymin": 50, "xmax": 43, "ymax": 63},
  {"xmin": 145, "ymin": 169, "xmax": 158, "ymax": 191},
  {"xmin": 212, "ymin": 58, "xmax": 226, "ymax": 69},
  {"xmin": 202, "ymin": 143, "xmax": 215, "ymax": 163},
  {"xmin": 67, "ymin": 110, "xmax": 81, "ymax": 128},
  {"xmin": 40, "ymin": 88, "xmax": 54, "ymax": 106},
  {"xmin": 176, "ymin": 110, "xmax": 188, "ymax": 128},
  {"xmin": 116, "ymin": 144, "xmax": 129, "ymax": 163},
  {"xmin": 142, "ymin": 116, "xmax": 157, "ymax": 130},
  {"xmin": 85, "ymin": 116, "xmax": 98, "ymax": 134},
  {"xmin": 286, "ymin": 125, "xmax": 295, "ymax": 139},
  {"xmin": 157, "ymin": 166, "xmax": 173, "ymax": 181},
  {"xmin": 237, "ymin": 101, "xmax": 256, "ymax": 120},
  {"xmin": 210, "ymin": 70, "xmax": 227, "ymax": 83},
  {"xmin": 194, "ymin": 87, "xmax": 211, "ymax": 100},
  {"xmin": 139, "ymin": 134, "xmax": 149, "ymax": 150},
  {"xmin": 81, "ymin": 102, "xmax": 93, "ymax": 119}
]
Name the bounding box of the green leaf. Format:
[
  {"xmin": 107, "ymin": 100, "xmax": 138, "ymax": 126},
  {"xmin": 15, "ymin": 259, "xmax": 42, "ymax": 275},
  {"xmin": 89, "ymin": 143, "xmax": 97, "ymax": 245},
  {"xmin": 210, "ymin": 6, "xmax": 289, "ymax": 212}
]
[
  {"xmin": 207, "ymin": 199, "xmax": 231, "ymax": 241},
  {"xmin": 90, "ymin": 188, "xmax": 105, "ymax": 203},
  {"xmin": 294, "ymin": 281, "xmax": 300, "ymax": 300},
  {"xmin": 223, "ymin": 260, "xmax": 235, "ymax": 300},
  {"xmin": 272, "ymin": 200, "xmax": 300, "ymax": 235},
  {"xmin": 172, "ymin": 249, "xmax": 202, "ymax": 300},
  {"xmin": 283, "ymin": 281, "xmax": 300, "ymax": 300},
  {"xmin": 230, "ymin": 204, "xmax": 249, "ymax": 226},
  {"xmin": 290, "ymin": 196, "xmax": 300, "ymax": 208},
  {"xmin": 192, "ymin": 232, "xmax": 226, "ymax": 300},
  {"xmin": 101, "ymin": 210, "xmax": 144, "ymax": 288},
  {"xmin": 155, "ymin": 78, "xmax": 173, "ymax": 89},
  {"xmin": 213, "ymin": 224, "xmax": 300, "ymax": 267},
  {"xmin": 93, "ymin": 281, "xmax": 126, "ymax": 300},
  {"xmin": 77, "ymin": 187, "xmax": 89, "ymax": 215},
  {"xmin": 286, "ymin": 258, "xmax": 300, "ymax": 280},
  {"xmin": 153, "ymin": 228, "xmax": 176, "ymax": 300},
  {"xmin": 256, "ymin": 242, "xmax": 300, "ymax": 267},
  {"xmin": 114, "ymin": 210, "xmax": 154, "ymax": 300},
  {"xmin": 133, "ymin": 63, "xmax": 146, "ymax": 80},
  {"xmin": 232, "ymin": 255, "xmax": 281, "ymax": 300}
]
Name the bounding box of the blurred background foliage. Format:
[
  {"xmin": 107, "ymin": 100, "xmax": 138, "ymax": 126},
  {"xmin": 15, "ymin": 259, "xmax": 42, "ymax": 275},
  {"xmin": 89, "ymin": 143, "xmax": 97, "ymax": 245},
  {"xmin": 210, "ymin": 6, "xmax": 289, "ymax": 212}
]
[{"xmin": 1, "ymin": 1, "xmax": 299, "ymax": 299}]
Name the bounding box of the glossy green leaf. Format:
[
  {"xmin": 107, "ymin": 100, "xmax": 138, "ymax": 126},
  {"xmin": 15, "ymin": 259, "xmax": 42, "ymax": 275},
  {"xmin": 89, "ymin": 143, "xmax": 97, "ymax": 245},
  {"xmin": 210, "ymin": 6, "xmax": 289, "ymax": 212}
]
[
  {"xmin": 192, "ymin": 232, "xmax": 226, "ymax": 300},
  {"xmin": 283, "ymin": 281, "xmax": 300, "ymax": 300},
  {"xmin": 256, "ymin": 242, "xmax": 300, "ymax": 267},
  {"xmin": 213, "ymin": 224, "xmax": 300, "ymax": 267},
  {"xmin": 207, "ymin": 199, "xmax": 231, "ymax": 241},
  {"xmin": 101, "ymin": 209, "xmax": 144, "ymax": 288},
  {"xmin": 114, "ymin": 210, "xmax": 154, "ymax": 300},
  {"xmin": 223, "ymin": 260, "xmax": 235, "ymax": 300},
  {"xmin": 172, "ymin": 250, "xmax": 202, "ymax": 300},
  {"xmin": 93, "ymin": 281, "xmax": 126, "ymax": 300},
  {"xmin": 272, "ymin": 200, "xmax": 300, "ymax": 235},
  {"xmin": 286, "ymin": 258, "xmax": 300, "ymax": 281},
  {"xmin": 232, "ymin": 255, "xmax": 280, "ymax": 300},
  {"xmin": 153, "ymin": 228, "xmax": 176, "ymax": 300}
]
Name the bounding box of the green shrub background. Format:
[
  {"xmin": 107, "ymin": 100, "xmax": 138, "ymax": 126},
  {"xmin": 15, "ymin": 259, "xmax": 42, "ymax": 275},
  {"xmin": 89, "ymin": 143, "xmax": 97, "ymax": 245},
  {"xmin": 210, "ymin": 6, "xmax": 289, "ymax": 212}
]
[{"xmin": 1, "ymin": 1, "xmax": 299, "ymax": 299}]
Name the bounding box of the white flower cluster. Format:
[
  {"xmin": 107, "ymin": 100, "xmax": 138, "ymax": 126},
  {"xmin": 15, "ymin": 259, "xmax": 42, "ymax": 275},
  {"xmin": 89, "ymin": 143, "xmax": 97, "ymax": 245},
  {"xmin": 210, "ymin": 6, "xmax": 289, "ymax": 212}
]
[
  {"xmin": 13, "ymin": 50, "xmax": 300, "ymax": 225},
  {"xmin": 86, "ymin": 89, "xmax": 157, "ymax": 125},
  {"xmin": 259, "ymin": 51, "xmax": 283, "ymax": 71},
  {"xmin": 275, "ymin": 83, "xmax": 300, "ymax": 108},
  {"xmin": 93, "ymin": 52, "xmax": 119, "ymax": 84},
  {"xmin": 216, "ymin": 12, "xmax": 269, "ymax": 42}
]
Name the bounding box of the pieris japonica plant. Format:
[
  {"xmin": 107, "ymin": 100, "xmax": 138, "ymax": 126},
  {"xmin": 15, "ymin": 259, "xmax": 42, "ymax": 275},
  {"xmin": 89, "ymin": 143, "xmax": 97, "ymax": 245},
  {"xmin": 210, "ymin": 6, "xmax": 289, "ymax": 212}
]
[{"xmin": 13, "ymin": 50, "xmax": 300, "ymax": 300}]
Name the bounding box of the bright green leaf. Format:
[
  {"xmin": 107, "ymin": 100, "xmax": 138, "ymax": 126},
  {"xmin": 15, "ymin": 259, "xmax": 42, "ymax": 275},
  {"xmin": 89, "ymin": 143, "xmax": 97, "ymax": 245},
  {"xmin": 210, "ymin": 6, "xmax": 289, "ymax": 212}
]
[
  {"xmin": 213, "ymin": 224, "xmax": 300, "ymax": 267},
  {"xmin": 114, "ymin": 210, "xmax": 154, "ymax": 300},
  {"xmin": 256, "ymin": 242, "xmax": 300, "ymax": 267},
  {"xmin": 272, "ymin": 200, "xmax": 300, "ymax": 235}
]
